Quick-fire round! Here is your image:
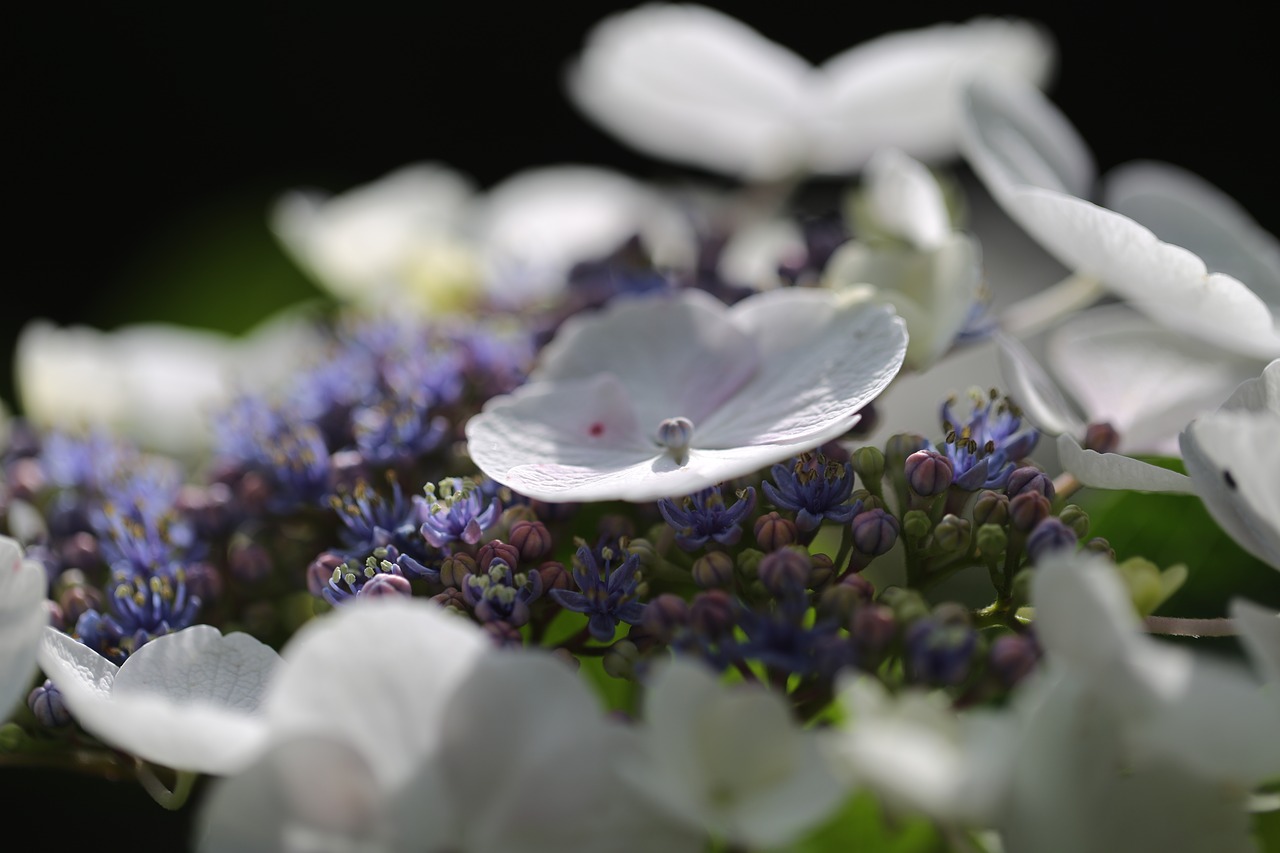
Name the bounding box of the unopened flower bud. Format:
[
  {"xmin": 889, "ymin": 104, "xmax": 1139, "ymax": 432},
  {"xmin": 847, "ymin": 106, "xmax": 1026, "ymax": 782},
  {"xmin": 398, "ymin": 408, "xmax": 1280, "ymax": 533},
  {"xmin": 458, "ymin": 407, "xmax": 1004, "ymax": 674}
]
[
  {"xmin": 735, "ymin": 548, "xmax": 764, "ymax": 581},
  {"xmin": 885, "ymin": 433, "xmax": 928, "ymax": 466},
  {"xmin": 477, "ymin": 540, "xmax": 520, "ymax": 574},
  {"xmin": 692, "ymin": 551, "xmax": 735, "ymax": 588},
  {"xmin": 881, "ymin": 586, "xmax": 929, "ymax": 624},
  {"xmin": 976, "ymin": 523, "xmax": 1008, "ymax": 557},
  {"xmin": 359, "ymin": 573, "xmax": 413, "ymax": 598},
  {"xmin": 905, "ymin": 450, "xmax": 954, "ymax": 497},
  {"xmin": 626, "ymin": 537, "xmax": 662, "ymax": 575},
  {"xmin": 508, "ymin": 520, "xmax": 553, "ymax": 562},
  {"xmin": 28, "ymin": 680, "xmax": 70, "ymax": 728},
  {"xmin": 1005, "ymin": 466, "xmax": 1055, "ymax": 500},
  {"xmin": 905, "ymin": 616, "xmax": 978, "ymax": 687},
  {"xmin": 500, "ymin": 504, "xmax": 539, "ymax": 527},
  {"xmin": 603, "ymin": 639, "xmax": 641, "ymax": 679},
  {"xmin": 839, "ymin": 572, "xmax": 876, "ymax": 603},
  {"xmin": 851, "ymin": 509, "xmax": 899, "ymax": 557},
  {"xmin": 538, "ymin": 561, "xmax": 571, "ymax": 592},
  {"xmin": 440, "ymin": 552, "xmax": 478, "ymax": 589},
  {"xmin": 758, "ymin": 546, "xmax": 811, "ymax": 595},
  {"xmin": 1009, "ymin": 492, "xmax": 1051, "ymax": 532},
  {"xmin": 754, "ymin": 512, "xmax": 797, "ymax": 551},
  {"xmin": 851, "ymin": 604, "xmax": 898, "ymax": 657},
  {"xmin": 989, "ymin": 633, "xmax": 1039, "ymax": 688},
  {"xmin": 809, "ymin": 553, "xmax": 835, "ymax": 590},
  {"xmin": 817, "ymin": 584, "xmax": 861, "ymax": 624},
  {"xmin": 642, "ymin": 594, "xmax": 690, "ymax": 643},
  {"xmin": 1084, "ymin": 421, "xmax": 1120, "ymax": 454},
  {"xmin": 972, "ymin": 490, "xmax": 1010, "ymax": 527},
  {"xmin": 902, "ymin": 509, "xmax": 932, "ymax": 542},
  {"xmin": 431, "ymin": 588, "xmax": 469, "ymax": 612},
  {"xmin": 1084, "ymin": 537, "xmax": 1115, "ymax": 561},
  {"xmin": 851, "ymin": 446, "xmax": 886, "ymax": 487},
  {"xmin": 483, "ymin": 621, "xmax": 523, "ymax": 648},
  {"xmin": 1057, "ymin": 505, "xmax": 1089, "ymax": 539},
  {"xmin": 689, "ymin": 590, "xmax": 735, "ymax": 638},
  {"xmin": 933, "ymin": 514, "xmax": 971, "ymax": 552}
]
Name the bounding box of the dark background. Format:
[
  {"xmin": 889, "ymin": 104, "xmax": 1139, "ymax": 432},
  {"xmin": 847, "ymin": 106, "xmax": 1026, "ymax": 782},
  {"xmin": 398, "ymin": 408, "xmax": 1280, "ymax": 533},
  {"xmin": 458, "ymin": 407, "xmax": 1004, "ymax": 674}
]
[{"xmin": 5, "ymin": 2, "xmax": 1277, "ymax": 846}]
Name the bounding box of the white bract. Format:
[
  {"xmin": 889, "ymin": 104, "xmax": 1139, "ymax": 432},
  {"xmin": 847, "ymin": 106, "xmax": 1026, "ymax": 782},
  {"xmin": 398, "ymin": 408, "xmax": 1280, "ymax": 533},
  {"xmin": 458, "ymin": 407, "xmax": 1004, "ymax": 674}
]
[
  {"xmin": 998, "ymin": 552, "xmax": 1280, "ymax": 853},
  {"xmin": 626, "ymin": 658, "xmax": 845, "ymax": 848},
  {"xmin": 465, "ymin": 288, "xmax": 907, "ymax": 502},
  {"xmin": 569, "ymin": 5, "xmax": 1054, "ymax": 180},
  {"xmin": 0, "ymin": 536, "xmax": 48, "ymax": 720},
  {"xmin": 826, "ymin": 149, "xmax": 982, "ymax": 370},
  {"xmin": 998, "ymin": 306, "xmax": 1260, "ymax": 455},
  {"xmin": 198, "ymin": 598, "xmax": 699, "ymax": 853},
  {"xmin": 1058, "ymin": 360, "xmax": 1280, "ymax": 571},
  {"xmin": 960, "ymin": 76, "xmax": 1280, "ymax": 359},
  {"xmin": 274, "ymin": 163, "xmax": 693, "ymax": 312},
  {"xmin": 15, "ymin": 309, "xmax": 322, "ymax": 456},
  {"xmin": 37, "ymin": 625, "xmax": 280, "ymax": 774}
]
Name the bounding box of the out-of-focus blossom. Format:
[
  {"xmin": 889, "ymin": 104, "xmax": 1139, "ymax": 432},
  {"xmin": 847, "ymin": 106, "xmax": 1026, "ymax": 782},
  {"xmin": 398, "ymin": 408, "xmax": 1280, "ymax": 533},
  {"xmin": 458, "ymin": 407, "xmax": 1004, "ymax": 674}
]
[
  {"xmin": 466, "ymin": 288, "xmax": 906, "ymax": 502},
  {"xmin": 827, "ymin": 149, "xmax": 983, "ymax": 370},
  {"xmin": 197, "ymin": 598, "xmax": 700, "ymax": 853},
  {"xmin": 569, "ymin": 5, "xmax": 1054, "ymax": 180},
  {"xmin": 274, "ymin": 163, "xmax": 694, "ymax": 312},
  {"xmin": 37, "ymin": 624, "xmax": 280, "ymax": 774},
  {"xmin": 15, "ymin": 309, "xmax": 322, "ymax": 456},
  {"xmin": 960, "ymin": 76, "xmax": 1280, "ymax": 359},
  {"xmin": 626, "ymin": 658, "xmax": 846, "ymax": 848},
  {"xmin": 998, "ymin": 306, "xmax": 1260, "ymax": 455},
  {"xmin": 0, "ymin": 536, "xmax": 48, "ymax": 720}
]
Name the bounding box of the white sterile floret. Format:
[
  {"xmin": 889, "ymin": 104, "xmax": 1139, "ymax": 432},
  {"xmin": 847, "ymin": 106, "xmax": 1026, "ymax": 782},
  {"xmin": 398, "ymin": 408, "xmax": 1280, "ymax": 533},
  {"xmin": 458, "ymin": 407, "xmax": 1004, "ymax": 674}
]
[
  {"xmin": 0, "ymin": 536, "xmax": 48, "ymax": 720},
  {"xmin": 568, "ymin": 4, "xmax": 1054, "ymax": 180},
  {"xmin": 274, "ymin": 163, "xmax": 693, "ymax": 312},
  {"xmin": 15, "ymin": 309, "xmax": 322, "ymax": 456},
  {"xmin": 960, "ymin": 76, "xmax": 1280, "ymax": 359},
  {"xmin": 464, "ymin": 288, "xmax": 907, "ymax": 502},
  {"xmin": 626, "ymin": 658, "xmax": 846, "ymax": 848},
  {"xmin": 998, "ymin": 306, "xmax": 1260, "ymax": 455},
  {"xmin": 1001, "ymin": 552, "xmax": 1280, "ymax": 853},
  {"xmin": 37, "ymin": 625, "xmax": 280, "ymax": 774},
  {"xmin": 198, "ymin": 598, "xmax": 700, "ymax": 853}
]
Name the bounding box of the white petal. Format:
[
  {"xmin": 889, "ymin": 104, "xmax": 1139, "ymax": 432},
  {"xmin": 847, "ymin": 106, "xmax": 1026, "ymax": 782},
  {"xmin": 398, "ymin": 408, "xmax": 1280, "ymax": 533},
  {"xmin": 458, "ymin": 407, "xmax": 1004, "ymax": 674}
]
[
  {"xmin": 1007, "ymin": 188, "xmax": 1280, "ymax": 359},
  {"xmin": 957, "ymin": 75, "xmax": 1093, "ymax": 204},
  {"xmin": 38, "ymin": 626, "xmax": 278, "ymax": 774},
  {"xmin": 1230, "ymin": 598, "xmax": 1280, "ymax": 685},
  {"xmin": 1105, "ymin": 160, "xmax": 1280, "ymax": 312},
  {"xmin": 533, "ymin": 290, "xmax": 759, "ymax": 429},
  {"xmin": 1179, "ymin": 410, "xmax": 1280, "ymax": 570},
  {"xmin": 812, "ymin": 18, "xmax": 1056, "ymax": 173},
  {"xmin": 272, "ymin": 162, "xmax": 475, "ymax": 301},
  {"xmin": 995, "ymin": 331, "xmax": 1087, "ymax": 438},
  {"xmin": 828, "ymin": 233, "xmax": 982, "ymax": 369},
  {"xmin": 0, "ymin": 538, "xmax": 47, "ymax": 719},
  {"xmin": 1057, "ymin": 434, "xmax": 1193, "ymax": 493},
  {"xmin": 635, "ymin": 659, "xmax": 843, "ymax": 848},
  {"xmin": 862, "ymin": 149, "xmax": 951, "ymax": 250},
  {"xmin": 566, "ymin": 4, "xmax": 813, "ymax": 179},
  {"xmin": 1222, "ymin": 358, "xmax": 1280, "ymax": 414},
  {"xmin": 1046, "ymin": 306, "xmax": 1258, "ymax": 453},
  {"xmin": 264, "ymin": 598, "xmax": 491, "ymax": 789},
  {"xmin": 717, "ymin": 217, "xmax": 806, "ymax": 290},
  {"xmin": 476, "ymin": 166, "xmax": 695, "ymax": 306},
  {"xmin": 699, "ymin": 289, "xmax": 907, "ymax": 447}
]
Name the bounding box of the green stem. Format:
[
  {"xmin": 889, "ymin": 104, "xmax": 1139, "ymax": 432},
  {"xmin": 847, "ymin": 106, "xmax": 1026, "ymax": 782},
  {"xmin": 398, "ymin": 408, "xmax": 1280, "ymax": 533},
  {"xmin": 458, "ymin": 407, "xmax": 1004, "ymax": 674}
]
[{"xmin": 136, "ymin": 761, "xmax": 198, "ymax": 810}]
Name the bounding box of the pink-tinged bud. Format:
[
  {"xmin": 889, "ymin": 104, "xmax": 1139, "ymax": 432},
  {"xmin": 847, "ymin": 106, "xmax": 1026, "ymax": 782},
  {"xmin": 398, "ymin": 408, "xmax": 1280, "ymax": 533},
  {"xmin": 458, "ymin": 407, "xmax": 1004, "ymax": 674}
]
[
  {"xmin": 689, "ymin": 590, "xmax": 734, "ymax": 638},
  {"xmin": 1084, "ymin": 422, "xmax": 1120, "ymax": 454},
  {"xmin": 754, "ymin": 512, "xmax": 797, "ymax": 551},
  {"xmin": 477, "ymin": 540, "xmax": 520, "ymax": 573},
  {"xmin": 1005, "ymin": 466, "xmax": 1054, "ymax": 500},
  {"xmin": 905, "ymin": 450, "xmax": 954, "ymax": 497},
  {"xmin": 692, "ymin": 551, "xmax": 735, "ymax": 589},
  {"xmin": 359, "ymin": 573, "xmax": 412, "ymax": 598},
  {"xmin": 851, "ymin": 509, "xmax": 899, "ymax": 556},
  {"xmin": 642, "ymin": 594, "xmax": 690, "ymax": 643},
  {"xmin": 509, "ymin": 520, "xmax": 553, "ymax": 562},
  {"xmin": 1009, "ymin": 492, "xmax": 1052, "ymax": 532},
  {"xmin": 758, "ymin": 546, "xmax": 811, "ymax": 595}
]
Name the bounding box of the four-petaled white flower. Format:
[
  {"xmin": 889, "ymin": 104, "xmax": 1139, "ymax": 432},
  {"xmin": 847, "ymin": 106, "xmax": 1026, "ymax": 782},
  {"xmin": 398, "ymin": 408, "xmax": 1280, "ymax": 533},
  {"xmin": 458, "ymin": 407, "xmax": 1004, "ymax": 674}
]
[
  {"xmin": 37, "ymin": 624, "xmax": 281, "ymax": 774},
  {"xmin": 465, "ymin": 288, "xmax": 908, "ymax": 502},
  {"xmin": 568, "ymin": 5, "xmax": 1054, "ymax": 180},
  {"xmin": 1058, "ymin": 359, "xmax": 1280, "ymax": 571},
  {"xmin": 960, "ymin": 76, "xmax": 1280, "ymax": 359},
  {"xmin": 274, "ymin": 163, "xmax": 694, "ymax": 312},
  {"xmin": 0, "ymin": 536, "xmax": 48, "ymax": 721},
  {"xmin": 625, "ymin": 658, "xmax": 846, "ymax": 848},
  {"xmin": 198, "ymin": 598, "xmax": 701, "ymax": 853}
]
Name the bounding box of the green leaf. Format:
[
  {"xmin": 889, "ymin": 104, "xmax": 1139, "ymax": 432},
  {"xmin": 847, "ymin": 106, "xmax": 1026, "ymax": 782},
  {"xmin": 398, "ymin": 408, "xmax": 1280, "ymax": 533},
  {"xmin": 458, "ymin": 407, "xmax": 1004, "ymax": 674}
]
[{"xmin": 770, "ymin": 791, "xmax": 946, "ymax": 853}]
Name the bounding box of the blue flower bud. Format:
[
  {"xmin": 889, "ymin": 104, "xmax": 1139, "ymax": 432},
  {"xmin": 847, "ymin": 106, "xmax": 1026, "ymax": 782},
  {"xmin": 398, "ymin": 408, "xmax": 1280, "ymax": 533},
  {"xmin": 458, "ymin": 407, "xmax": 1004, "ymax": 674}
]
[
  {"xmin": 28, "ymin": 680, "xmax": 70, "ymax": 728},
  {"xmin": 905, "ymin": 449, "xmax": 954, "ymax": 497},
  {"xmin": 642, "ymin": 594, "xmax": 689, "ymax": 643},
  {"xmin": 689, "ymin": 590, "xmax": 735, "ymax": 638},
  {"xmin": 758, "ymin": 547, "xmax": 811, "ymax": 595},
  {"xmin": 692, "ymin": 551, "xmax": 735, "ymax": 589},
  {"xmin": 1026, "ymin": 518, "xmax": 1078, "ymax": 563},
  {"xmin": 851, "ymin": 508, "xmax": 900, "ymax": 556},
  {"xmin": 989, "ymin": 633, "xmax": 1040, "ymax": 688},
  {"xmin": 359, "ymin": 573, "xmax": 413, "ymax": 598},
  {"xmin": 1009, "ymin": 491, "xmax": 1051, "ymax": 532},
  {"xmin": 1005, "ymin": 466, "xmax": 1055, "ymax": 500}
]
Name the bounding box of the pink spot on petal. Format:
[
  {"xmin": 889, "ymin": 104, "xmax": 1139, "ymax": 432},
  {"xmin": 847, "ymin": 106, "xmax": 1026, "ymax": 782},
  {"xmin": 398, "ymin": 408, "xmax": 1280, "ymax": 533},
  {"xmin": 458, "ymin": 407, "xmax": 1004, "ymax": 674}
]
[{"xmin": 588, "ymin": 422, "xmax": 605, "ymax": 437}]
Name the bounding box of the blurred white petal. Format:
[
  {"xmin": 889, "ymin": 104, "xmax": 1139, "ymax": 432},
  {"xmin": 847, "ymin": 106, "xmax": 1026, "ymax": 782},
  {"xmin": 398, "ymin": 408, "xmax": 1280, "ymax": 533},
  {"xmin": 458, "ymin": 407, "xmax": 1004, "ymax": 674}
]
[
  {"xmin": 1057, "ymin": 434, "xmax": 1193, "ymax": 493},
  {"xmin": 0, "ymin": 537, "xmax": 47, "ymax": 720}
]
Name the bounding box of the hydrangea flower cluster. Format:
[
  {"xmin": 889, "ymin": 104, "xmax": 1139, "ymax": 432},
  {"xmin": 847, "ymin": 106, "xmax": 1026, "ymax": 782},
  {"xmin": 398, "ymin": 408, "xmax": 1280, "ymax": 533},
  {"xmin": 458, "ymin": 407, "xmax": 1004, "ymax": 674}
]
[{"xmin": 2, "ymin": 6, "xmax": 1277, "ymax": 853}]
